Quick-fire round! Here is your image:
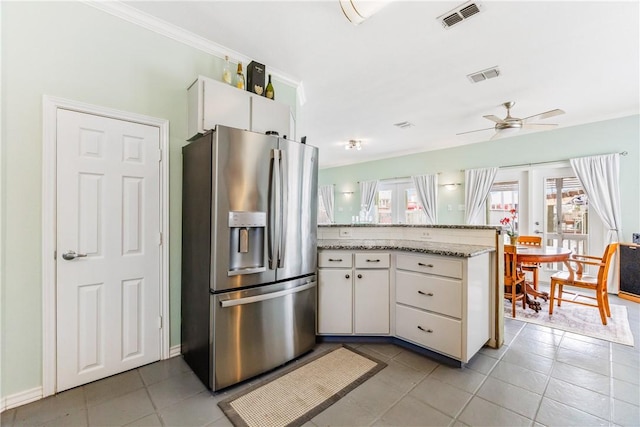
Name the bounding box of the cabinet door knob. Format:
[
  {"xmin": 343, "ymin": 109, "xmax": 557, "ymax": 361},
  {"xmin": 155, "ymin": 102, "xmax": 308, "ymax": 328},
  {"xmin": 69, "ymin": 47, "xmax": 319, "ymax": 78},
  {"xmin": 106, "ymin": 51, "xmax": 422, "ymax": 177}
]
[
  {"xmin": 357, "ymin": 274, "xmax": 363, "ymax": 279},
  {"xmin": 345, "ymin": 274, "xmax": 350, "ymax": 279},
  {"xmin": 418, "ymin": 262, "xmax": 434, "ymax": 268},
  {"xmin": 418, "ymin": 290, "xmax": 434, "ymax": 296},
  {"xmin": 417, "ymin": 325, "xmax": 433, "ymax": 333}
]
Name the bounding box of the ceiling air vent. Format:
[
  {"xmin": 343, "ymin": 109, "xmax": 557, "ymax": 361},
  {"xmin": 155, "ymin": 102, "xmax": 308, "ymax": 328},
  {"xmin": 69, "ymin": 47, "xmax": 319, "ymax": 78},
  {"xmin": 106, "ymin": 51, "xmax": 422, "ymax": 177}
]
[
  {"xmin": 467, "ymin": 66, "xmax": 500, "ymax": 83},
  {"xmin": 438, "ymin": 1, "xmax": 483, "ymax": 29},
  {"xmin": 393, "ymin": 121, "xmax": 414, "ymax": 129}
]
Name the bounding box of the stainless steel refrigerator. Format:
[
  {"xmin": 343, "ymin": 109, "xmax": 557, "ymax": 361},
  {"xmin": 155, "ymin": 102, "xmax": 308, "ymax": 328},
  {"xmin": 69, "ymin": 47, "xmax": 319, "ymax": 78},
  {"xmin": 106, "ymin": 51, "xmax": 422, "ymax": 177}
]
[{"xmin": 181, "ymin": 125, "xmax": 318, "ymax": 391}]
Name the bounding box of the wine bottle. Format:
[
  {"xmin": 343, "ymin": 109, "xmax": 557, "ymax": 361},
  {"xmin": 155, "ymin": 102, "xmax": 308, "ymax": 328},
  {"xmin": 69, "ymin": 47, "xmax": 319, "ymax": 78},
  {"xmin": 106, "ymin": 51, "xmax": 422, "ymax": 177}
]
[
  {"xmin": 265, "ymin": 74, "xmax": 274, "ymax": 100},
  {"xmin": 222, "ymin": 55, "xmax": 232, "ymax": 85},
  {"xmin": 235, "ymin": 62, "xmax": 245, "ymax": 90}
]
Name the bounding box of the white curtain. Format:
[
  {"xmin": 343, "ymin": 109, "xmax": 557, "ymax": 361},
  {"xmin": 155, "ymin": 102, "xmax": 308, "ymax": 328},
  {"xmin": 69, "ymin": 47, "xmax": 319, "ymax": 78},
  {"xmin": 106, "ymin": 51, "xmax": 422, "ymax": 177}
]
[
  {"xmin": 359, "ymin": 180, "xmax": 379, "ymax": 215},
  {"xmin": 319, "ymin": 184, "xmax": 335, "ymax": 224},
  {"xmin": 464, "ymin": 167, "xmax": 498, "ymax": 224},
  {"xmin": 411, "ymin": 174, "xmax": 438, "ymax": 225},
  {"xmin": 570, "ymin": 153, "xmax": 622, "ymax": 243}
]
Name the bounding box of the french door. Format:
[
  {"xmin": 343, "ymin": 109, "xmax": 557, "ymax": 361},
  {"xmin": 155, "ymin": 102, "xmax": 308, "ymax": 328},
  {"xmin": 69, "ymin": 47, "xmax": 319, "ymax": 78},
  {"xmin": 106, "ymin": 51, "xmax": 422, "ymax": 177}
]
[
  {"xmin": 531, "ymin": 166, "xmax": 604, "ymax": 280},
  {"xmin": 492, "ymin": 165, "xmax": 604, "ymax": 282}
]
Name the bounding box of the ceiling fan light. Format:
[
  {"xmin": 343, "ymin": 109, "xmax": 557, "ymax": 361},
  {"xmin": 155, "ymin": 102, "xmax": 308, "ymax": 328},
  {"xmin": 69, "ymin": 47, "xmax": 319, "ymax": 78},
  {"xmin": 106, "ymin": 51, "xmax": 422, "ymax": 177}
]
[{"xmin": 345, "ymin": 139, "xmax": 362, "ymax": 150}]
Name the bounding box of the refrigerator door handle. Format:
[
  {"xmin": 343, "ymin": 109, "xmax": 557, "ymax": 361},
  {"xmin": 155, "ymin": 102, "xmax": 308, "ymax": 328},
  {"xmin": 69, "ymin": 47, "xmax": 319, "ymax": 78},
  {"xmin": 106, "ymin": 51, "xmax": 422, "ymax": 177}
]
[
  {"xmin": 219, "ymin": 281, "xmax": 316, "ymax": 308},
  {"xmin": 278, "ymin": 150, "xmax": 287, "ymax": 268},
  {"xmin": 272, "ymin": 149, "xmax": 282, "ymax": 269},
  {"xmin": 267, "ymin": 150, "xmax": 277, "ymax": 269}
]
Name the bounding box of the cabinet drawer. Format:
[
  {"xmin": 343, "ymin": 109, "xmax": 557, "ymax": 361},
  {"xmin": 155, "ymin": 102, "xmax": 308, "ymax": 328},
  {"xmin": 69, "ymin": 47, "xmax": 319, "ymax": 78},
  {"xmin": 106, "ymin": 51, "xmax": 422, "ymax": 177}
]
[
  {"xmin": 396, "ymin": 254, "xmax": 462, "ymax": 279},
  {"xmin": 355, "ymin": 253, "xmax": 390, "ymax": 269},
  {"xmin": 318, "ymin": 251, "xmax": 352, "ymax": 268},
  {"xmin": 396, "ymin": 271, "xmax": 461, "ymax": 318},
  {"xmin": 396, "ymin": 305, "xmax": 462, "ymax": 359}
]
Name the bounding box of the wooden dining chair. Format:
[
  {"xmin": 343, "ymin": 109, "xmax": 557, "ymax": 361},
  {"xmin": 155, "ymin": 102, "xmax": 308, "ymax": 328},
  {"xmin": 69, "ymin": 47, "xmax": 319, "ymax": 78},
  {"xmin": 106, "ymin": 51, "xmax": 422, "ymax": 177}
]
[
  {"xmin": 504, "ymin": 245, "xmax": 526, "ymax": 317},
  {"xmin": 517, "ymin": 235, "xmax": 542, "ymax": 292},
  {"xmin": 549, "ymin": 243, "xmax": 618, "ymax": 325}
]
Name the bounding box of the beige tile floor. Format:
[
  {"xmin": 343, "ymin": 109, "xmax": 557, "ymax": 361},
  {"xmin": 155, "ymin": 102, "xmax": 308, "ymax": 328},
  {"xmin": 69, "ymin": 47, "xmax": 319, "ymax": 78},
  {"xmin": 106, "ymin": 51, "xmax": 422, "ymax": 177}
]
[{"xmin": 1, "ymin": 293, "xmax": 638, "ymax": 427}]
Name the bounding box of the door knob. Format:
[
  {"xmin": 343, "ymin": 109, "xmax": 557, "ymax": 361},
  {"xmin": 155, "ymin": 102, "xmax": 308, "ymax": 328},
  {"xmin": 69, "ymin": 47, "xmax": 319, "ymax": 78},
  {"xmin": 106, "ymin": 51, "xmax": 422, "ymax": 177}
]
[{"xmin": 62, "ymin": 250, "xmax": 88, "ymax": 260}]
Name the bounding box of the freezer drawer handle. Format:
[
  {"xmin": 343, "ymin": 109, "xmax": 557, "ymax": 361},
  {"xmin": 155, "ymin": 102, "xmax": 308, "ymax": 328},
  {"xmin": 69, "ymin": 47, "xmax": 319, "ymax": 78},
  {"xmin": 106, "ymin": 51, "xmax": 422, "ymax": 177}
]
[
  {"xmin": 328, "ymin": 258, "xmax": 343, "ymax": 262},
  {"xmin": 366, "ymin": 259, "xmax": 380, "ymax": 262},
  {"xmin": 219, "ymin": 281, "xmax": 316, "ymax": 308},
  {"xmin": 418, "ymin": 262, "xmax": 434, "ymax": 268},
  {"xmin": 417, "ymin": 325, "xmax": 433, "ymax": 333}
]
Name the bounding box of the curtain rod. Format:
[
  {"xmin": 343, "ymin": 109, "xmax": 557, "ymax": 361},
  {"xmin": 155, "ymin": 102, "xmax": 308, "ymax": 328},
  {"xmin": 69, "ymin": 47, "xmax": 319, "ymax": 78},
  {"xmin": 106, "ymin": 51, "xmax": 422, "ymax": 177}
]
[
  {"xmin": 496, "ymin": 151, "xmax": 628, "ymax": 170},
  {"xmin": 355, "ymin": 172, "xmax": 443, "ymax": 183}
]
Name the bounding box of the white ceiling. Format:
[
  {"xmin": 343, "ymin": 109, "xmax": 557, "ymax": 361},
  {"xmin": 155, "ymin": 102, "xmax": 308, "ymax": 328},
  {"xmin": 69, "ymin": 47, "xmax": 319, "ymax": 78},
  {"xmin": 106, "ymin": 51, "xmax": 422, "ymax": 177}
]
[{"xmin": 123, "ymin": 1, "xmax": 639, "ymax": 168}]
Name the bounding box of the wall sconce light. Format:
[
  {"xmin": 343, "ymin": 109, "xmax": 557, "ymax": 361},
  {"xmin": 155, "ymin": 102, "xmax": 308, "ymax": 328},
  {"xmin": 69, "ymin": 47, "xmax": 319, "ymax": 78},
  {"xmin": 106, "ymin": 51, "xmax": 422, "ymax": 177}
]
[
  {"xmin": 441, "ymin": 183, "xmax": 462, "ymax": 191},
  {"xmin": 341, "ymin": 191, "xmax": 354, "ymax": 196},
  {"xmin": 345, "ymin": 140, "xmax": 362, "ymax": 150}
]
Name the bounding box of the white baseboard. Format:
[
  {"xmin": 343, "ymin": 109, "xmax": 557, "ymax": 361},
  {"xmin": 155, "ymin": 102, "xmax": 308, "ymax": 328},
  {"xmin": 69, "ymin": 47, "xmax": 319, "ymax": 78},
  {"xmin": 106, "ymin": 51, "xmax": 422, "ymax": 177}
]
[
  {"xmin": 0, "ymin": 386, "xmax": 43, "ymax": 412},
  {"xmin": 169, "ymin": 344, "xmax": 181, "ymax": 358}
]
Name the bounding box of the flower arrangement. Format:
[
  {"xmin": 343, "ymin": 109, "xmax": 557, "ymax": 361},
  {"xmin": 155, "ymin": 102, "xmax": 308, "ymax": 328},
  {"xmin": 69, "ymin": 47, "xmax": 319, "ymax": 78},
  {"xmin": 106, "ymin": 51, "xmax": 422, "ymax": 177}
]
[{"xmin": 500, "ymin": 209, "xmax": 518, "ymax": 240}]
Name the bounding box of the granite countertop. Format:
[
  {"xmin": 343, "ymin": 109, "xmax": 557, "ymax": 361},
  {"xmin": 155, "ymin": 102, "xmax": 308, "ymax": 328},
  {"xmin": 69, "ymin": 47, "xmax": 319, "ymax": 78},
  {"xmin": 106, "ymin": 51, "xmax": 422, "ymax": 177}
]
[
  {"xmin": 318, "ymin": 239, "xmax": 495, "ymax": 258},
  {"xmin": 320, "ymin": 224, "xmax": 503, "ymax": 232}
]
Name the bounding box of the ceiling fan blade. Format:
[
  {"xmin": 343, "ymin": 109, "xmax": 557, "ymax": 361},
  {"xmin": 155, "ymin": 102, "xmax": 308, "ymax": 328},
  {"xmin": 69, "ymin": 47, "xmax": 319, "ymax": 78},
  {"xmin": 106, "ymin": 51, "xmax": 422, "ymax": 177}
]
[
  {"xmin": 483, "ymin": 115, "xmax": 506, "ymax": 124},
  {"xmin": 522, "ymin": 123, "xmax": 558, "ymax": 129},
  {"xmin": 522, "ymin": 109, "xmax": 565, "ymax": 122},
  {"xmin": 456, "ymin": 127, "xmax": 495, "ymax": 136},
  {"xmin": 490, "ymin": 131, "xmax": 503, "ymax": 140}
]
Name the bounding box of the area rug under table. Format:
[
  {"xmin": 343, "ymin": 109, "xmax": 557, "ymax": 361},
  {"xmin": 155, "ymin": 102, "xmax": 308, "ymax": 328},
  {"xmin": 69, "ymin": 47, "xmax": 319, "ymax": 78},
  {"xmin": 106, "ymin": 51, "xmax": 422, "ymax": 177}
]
[
  {"xmin": 218, "ymin": 345, "xmax": 386, "ymax": 427},
  {"xmin": 505, "ymin": 299, "xmax": 634, "ymax": 346}
]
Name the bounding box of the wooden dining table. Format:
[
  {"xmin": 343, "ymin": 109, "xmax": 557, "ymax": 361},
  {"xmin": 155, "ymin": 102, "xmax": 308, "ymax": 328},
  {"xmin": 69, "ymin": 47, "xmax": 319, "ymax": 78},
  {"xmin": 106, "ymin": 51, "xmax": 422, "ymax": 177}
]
[{"xmin": 513, "ymin": 245, "xmax": 573, "ymax": 311}]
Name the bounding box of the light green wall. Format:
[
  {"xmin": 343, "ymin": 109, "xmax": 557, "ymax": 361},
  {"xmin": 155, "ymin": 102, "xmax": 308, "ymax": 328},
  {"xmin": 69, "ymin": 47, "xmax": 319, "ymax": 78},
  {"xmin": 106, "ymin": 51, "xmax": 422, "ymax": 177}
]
[
  {"xmin": 320, "ymin": 115, "xmax": 640, "ymax": 242},
  {"xmin": 0, "ymin": 1, "xmax": 297, "ymax": 397}
]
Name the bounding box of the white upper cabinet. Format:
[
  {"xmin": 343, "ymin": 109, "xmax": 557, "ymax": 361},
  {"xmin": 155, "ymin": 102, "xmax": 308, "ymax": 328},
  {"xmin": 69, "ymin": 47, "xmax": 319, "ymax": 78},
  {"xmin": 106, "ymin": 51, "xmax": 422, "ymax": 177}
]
[{"xmin": 187, "ymin": 76, "xmax": 291, "ymax": 140}]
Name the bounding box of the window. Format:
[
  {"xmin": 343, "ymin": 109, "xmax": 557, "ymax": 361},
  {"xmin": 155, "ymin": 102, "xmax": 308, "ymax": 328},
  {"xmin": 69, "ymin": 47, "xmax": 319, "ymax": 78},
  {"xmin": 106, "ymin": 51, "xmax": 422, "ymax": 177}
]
[
  {"xmin": 374, "ymin": 179, "xmax": 427, "ymax": 224},
  {"xmin": 488, "ymin": 180, "xmax": 519, "ymax": 231}
]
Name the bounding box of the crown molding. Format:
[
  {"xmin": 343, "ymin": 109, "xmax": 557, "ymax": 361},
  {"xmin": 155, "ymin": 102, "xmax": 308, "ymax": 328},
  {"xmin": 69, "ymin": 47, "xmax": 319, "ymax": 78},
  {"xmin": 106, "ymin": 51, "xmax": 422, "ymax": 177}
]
[{"xmin": 83, "ymin": 1, "xmax": 306, "ymax": 104}]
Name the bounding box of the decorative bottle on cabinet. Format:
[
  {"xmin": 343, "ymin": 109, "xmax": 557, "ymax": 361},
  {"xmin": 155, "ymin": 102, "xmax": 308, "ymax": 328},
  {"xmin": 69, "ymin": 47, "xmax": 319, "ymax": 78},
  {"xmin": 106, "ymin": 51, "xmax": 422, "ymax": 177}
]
[
  {"xmin": 265, "ymin": 74, "xmax": 274, "ymax": 100},
  {"xmin": 222, "ymin": 55, "xmax": 232, "ymax": 85},
  {"xmin": 235, "ymin": 62, "xmax": 245, "ymax": 90}
]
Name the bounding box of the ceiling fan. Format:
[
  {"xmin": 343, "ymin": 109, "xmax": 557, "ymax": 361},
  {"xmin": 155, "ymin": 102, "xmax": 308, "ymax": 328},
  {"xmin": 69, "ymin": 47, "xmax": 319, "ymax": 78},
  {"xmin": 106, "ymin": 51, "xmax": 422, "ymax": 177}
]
[{"xmin": 458, "ymin": 101, "xmax": 565, "ymax": 140}]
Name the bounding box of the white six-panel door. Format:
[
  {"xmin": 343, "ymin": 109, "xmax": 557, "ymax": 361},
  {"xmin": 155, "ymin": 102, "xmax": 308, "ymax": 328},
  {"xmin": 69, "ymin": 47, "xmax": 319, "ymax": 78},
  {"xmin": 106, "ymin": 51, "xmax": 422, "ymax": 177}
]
[{"xmin": 56, "ymin": 109, "xmax": 161, "ymax": 391}]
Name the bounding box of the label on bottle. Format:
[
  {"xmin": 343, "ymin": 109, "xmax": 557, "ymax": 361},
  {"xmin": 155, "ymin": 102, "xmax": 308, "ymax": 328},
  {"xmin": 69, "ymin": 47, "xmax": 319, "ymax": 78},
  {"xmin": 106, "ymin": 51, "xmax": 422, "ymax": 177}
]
[
  {"xmin": 254, "ymin": 85, "xmax": 263, "ymax": 95},
  {"xmin": 236, "ymin": 79, "xmax": 245, "ymax": 90},
  {"xmin": 223, "ymin": 70, "xmax": 231, "ymax": 84},
  {"xmin": 266, "ymin": 89, "xmax": 274, "ymax": 99}
]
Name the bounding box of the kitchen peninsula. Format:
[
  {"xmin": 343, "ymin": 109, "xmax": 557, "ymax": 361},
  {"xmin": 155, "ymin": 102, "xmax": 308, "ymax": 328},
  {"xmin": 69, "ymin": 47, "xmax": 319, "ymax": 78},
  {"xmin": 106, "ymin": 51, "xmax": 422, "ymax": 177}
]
[{"xmin": 317, "ymin": 224, "xmax": 503, "ymax": 366}]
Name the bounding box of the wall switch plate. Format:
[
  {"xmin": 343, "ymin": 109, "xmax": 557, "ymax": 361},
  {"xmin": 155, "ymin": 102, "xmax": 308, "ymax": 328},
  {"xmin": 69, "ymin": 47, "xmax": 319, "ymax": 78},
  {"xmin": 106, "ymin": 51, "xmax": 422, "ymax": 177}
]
[
  {"xmin": 339, "ymin": 228, "xmax": 353, "ymax": 237},
  {"xmin": 447, "ymin": 204, "xmax": 453, "ymax": 212},
  {"xmin": 458, "ymin": 204, "xmax": 465, "ymax": 211}
]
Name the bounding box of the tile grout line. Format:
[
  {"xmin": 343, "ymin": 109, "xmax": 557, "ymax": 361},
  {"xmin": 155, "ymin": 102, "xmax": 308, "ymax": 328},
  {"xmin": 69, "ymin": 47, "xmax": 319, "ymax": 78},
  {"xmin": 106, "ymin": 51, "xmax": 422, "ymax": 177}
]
[
  {"xmin": 449, "ymin": 320, "xmax": 527, "ymax": 424},
  {"xmin": 529, "ymin": 323, "xmax": 565, "ymax": 425},
  {"xmin": 608, "ymin": 341, "xmax": 615, "ymax": 426}
]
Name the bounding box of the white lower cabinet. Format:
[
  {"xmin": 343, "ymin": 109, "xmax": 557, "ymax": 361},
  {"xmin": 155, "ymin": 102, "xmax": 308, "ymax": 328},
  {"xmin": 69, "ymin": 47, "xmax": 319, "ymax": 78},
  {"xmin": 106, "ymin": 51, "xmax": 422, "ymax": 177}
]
[
  {"xmin": 395, "ymin": 305, "xmax": 462, "ymax": 358},
  {"xmin": 395, "ymin": 252, "xmax": 490, "ymax": 363},
  {"xmin": 317, "ymin": 251, "xmax": 390, "ymax": 335},
  {"xmin": 354, "ymin": 268, "xmax": 389, "ymax": 334},
  {"xmin": 317, "ymin": 248, "xmax": 490, "ymax": 363},
  {"xmin": 317, "ymin": 268, "xmax": 353, "ymax": 334}
]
